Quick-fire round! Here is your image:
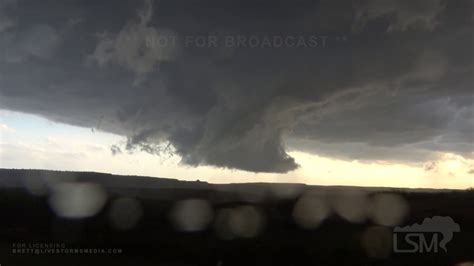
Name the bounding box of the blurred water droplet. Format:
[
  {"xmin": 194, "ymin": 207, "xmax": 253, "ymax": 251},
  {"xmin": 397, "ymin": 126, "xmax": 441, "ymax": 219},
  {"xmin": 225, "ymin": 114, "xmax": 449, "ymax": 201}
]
[
  {"xmin": 271, "ymin": 184, "xmax": 305, "ymax": 199},
  {"xmin": 48, "ymin": 182, "xmax": 107, "ymax": 219},
  {"xmin": 228, "ymin": 205, "xmax": 264, "ymax": 238},
  {"xmin": 292, "ymin": 191, "xmax": 330, "ymax": 229},
  {"xmin": 108, "ymin": 197, "xmax": 143, "ymax": 230},
  {"xmin": 370, "ymin": 193, "xmax": 409, "ymax": 226},
  {"xmin": 455, "ymin": 261, "xmax": 474, "ymax": 266},
  {"xmin": 170, "ymin": 199, "xmax": 213, "ymax": 232},
  {"xmin": 332, "ymin": 191, "xmax": 369, "ymax": 223}
]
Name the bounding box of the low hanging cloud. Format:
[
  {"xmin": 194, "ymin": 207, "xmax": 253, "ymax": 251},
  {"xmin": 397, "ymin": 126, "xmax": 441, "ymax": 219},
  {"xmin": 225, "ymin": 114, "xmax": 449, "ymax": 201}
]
[{"xmin": 0, "ymin": 0, "xmax": 472, "ymax": 173}]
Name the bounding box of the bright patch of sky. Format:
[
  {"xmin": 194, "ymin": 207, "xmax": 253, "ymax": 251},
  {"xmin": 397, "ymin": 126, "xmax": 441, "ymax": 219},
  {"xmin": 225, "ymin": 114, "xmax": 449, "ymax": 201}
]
[{"xmin": 1, "ymin": 110, "xmax": 473, "ymax": 189}]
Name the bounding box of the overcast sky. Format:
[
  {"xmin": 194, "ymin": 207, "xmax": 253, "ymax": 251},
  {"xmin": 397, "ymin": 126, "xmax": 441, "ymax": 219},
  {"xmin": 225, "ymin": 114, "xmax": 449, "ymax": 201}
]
[{"xmin": 0, "ymin": 0, "xmax": 473, "ymax": 188}]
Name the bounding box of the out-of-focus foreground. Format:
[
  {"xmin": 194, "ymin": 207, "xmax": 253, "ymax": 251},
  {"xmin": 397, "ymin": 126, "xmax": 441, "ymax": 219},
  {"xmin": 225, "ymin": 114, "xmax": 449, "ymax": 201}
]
[{"xmin": 0, "ymin": 169, "xmax": 473, "ymax": 266}]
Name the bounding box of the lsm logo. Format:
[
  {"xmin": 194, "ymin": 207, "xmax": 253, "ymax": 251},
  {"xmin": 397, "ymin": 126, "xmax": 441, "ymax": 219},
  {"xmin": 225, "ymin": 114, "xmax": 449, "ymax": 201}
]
[{"xmin": 393, "ymin": 216, "xmax": 460, "ymax": 253}]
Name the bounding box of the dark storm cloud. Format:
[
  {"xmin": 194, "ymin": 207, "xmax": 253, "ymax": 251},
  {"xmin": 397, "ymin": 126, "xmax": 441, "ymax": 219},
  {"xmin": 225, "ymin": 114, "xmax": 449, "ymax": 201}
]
[
  {"xmin": 0, "ymin": 0, "xmax": 472, "ymax": 172},
  {"xmin": 0, "ymin": 0, "xmax": 16, "ymax": 32}
]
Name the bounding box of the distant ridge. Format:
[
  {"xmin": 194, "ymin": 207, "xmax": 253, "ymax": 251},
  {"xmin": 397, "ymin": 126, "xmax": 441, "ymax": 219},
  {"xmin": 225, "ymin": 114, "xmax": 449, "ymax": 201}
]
[{"xmin": 0, "ymin": 168, "xmax": 463, "ymax": 193}]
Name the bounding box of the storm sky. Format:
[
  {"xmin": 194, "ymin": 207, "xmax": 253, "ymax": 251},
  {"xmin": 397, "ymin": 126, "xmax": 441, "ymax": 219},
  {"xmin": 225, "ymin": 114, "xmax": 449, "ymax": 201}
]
[{"xmin": 0, "ymin": 0, "xmax": 473, "ymax": 180}]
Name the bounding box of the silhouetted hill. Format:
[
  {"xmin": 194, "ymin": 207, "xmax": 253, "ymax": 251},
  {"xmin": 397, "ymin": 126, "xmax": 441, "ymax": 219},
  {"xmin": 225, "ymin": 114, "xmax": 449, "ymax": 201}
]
[{"xmin": 0, "ymin": 168, "xmax": 472, "ymax": 266}]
